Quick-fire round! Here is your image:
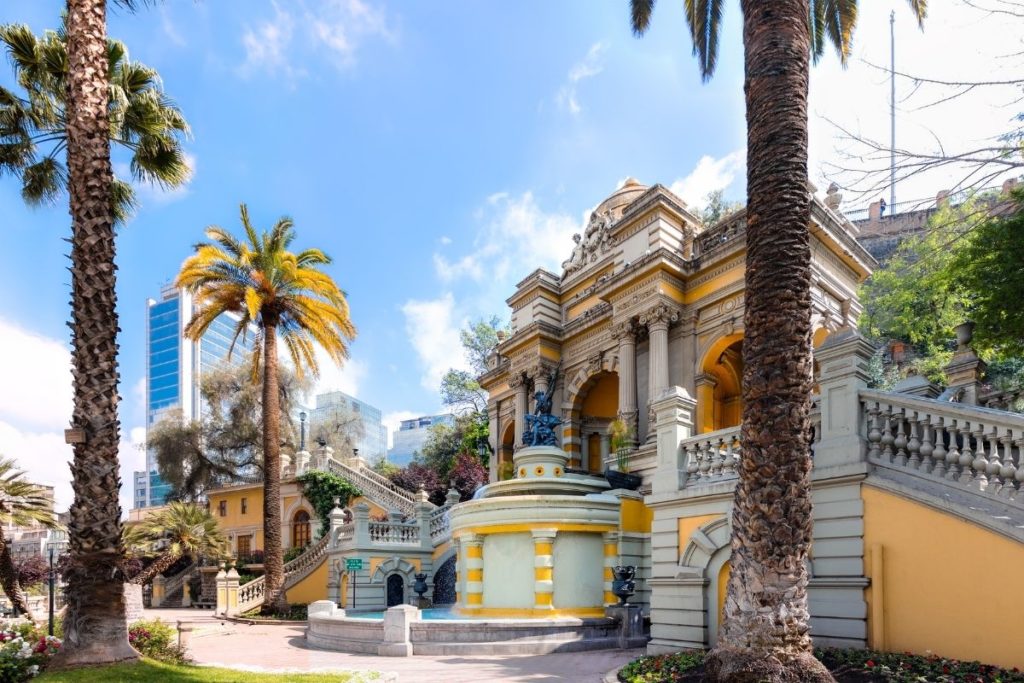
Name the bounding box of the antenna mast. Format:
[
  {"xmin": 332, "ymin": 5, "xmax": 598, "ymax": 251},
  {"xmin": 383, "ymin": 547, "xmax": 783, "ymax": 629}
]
[{"xmin": 890, "ymin": 10, "xmax": 896, "ymax": 212}]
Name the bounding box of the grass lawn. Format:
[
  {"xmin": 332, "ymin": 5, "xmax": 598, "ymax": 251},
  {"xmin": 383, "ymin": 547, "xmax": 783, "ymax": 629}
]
[{"xmin": 37, "ymin": 658, "xmax": 381, "ymax": 682}]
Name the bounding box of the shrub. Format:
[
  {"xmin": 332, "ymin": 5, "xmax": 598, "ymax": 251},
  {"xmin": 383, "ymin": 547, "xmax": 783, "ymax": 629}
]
[
  {"xmin": 296, "ymin": 471, "xmax": 362, "ymax": 538},
  {"xmin": 12, "ymin": 557, "xmax": 48, "ymax": 591},
  {"xmin": 127, "ymin": 619, "xmax": 188, "ymax": 665},
  {"xmin": 283, "ymin": 546, "xmax": 305, "ymax": 564},
  {"xmin": 0, "ymin": 620, "xmax": 60, "ymax": 682},
  {"xmin": 389, "ymin": 463, "xmax": 443, "ymax": 505},
  {"xmin": 448, "ymin": 452, "xmax": 487, "ymax": 502}
]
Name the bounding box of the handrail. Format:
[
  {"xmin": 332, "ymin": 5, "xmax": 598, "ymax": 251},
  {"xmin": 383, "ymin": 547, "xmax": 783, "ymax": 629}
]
[
  {"xmin": 162, "ymin": 560, "xmax": 196, "ymax": 598},
  {"xmin": 235, "ymin": 536, "xmax": 332, "ymax": 613},
  {"xmin": 325, "ymin": 459, "xmax": 421, "ymax": 517}
]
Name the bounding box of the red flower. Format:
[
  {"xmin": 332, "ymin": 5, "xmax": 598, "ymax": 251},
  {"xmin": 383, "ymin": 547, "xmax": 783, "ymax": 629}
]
[{"xmin": 865, "ymin": 660, "xmax": 875, "ymax": 668}]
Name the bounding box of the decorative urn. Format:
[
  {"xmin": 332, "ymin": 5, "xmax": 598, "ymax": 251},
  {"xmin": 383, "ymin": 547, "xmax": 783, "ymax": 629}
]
[
  {"xmin": 412, "ymin": 573, "xmax": 429, "ymax": 599},
  {"xmin": 611, "ymin": 565, "xmax": 636, "ymax": 606}
]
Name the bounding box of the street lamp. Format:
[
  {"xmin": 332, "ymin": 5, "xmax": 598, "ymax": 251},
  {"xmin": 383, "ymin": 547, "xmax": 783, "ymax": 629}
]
[
  {"xmin": 45, "ymin": 530, "xmax": 68, "ymax": 637},
  {"xmin": 299, "ymin": 411, "xmax": 308, "ymax": 451}
]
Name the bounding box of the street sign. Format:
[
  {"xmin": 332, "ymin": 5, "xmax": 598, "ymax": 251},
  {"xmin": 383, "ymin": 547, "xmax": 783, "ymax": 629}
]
[{"xmin": 345, "ymin": 558, "xmax": 364, "ymax": 572}]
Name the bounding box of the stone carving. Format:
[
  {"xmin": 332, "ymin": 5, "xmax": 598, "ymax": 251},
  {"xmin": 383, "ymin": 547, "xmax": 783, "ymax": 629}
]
[
  {"xmin": 524, "ymin": 365, "xmax": 562, "ymax": 447},
  {"xmin": 825, "ymin": 182, "xmax": 843, "ymax": 211},
  {"xmin": 562, "ymin": 209, "xmax": 617, "ymax": 277},
  {"xmin": 611, "ymin": 320, "xmax": 636, "ymax": 342},
  {"xmin": 639, "ymin": 303, "xmax": 680, "ymax": 329}
]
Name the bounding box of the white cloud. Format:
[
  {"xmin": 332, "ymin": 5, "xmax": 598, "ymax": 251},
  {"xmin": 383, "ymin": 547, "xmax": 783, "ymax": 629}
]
[
  {"xmin": 669, "ymin": 150, "xmax": 746, "ymax": 208},
  {"xmin": 239, "ymin": 0, "xmax": 395, "ymax": 77},
  {"xmin": 0, "ymin": 318, "xmax": 72, "ymax": 431},
  {"xmin": 309, "ymin": 348, "xmax": 368, "ymax": 400},
  {"xmin": 0, "ymin": 317, "xmax": 145, "ymax": 512},
  {"xmin": 160, "ymin": 6, "xmax": 186, "ymax": 47},
  {"xmin": 401, "ymin": 293, "xmax": 470, "ymax": 392},
  {"xmin": 434, "ymin": 191, "xmax": 579, "ymax": 285},
  {"xmin": 556, "ymin": 42, "xmax": 607, "ymax": 115}
]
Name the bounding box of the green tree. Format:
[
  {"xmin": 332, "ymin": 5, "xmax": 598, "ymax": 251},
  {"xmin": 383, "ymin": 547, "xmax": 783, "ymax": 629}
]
[
  {"xmin": 630, "ymin": 1, "xmax": 926, "ymax": 679},
  {"xmin": 0, "ymin": 19, "xmax": 191, "ymax": 223},
  {"xmin": 148, "ymin": 364, "xmax": 310, "ymax": 501},
  {"xmin": 0, "ymin": 458, "xmax": 57, "ymax": 621},
  {"xmin": 176, "ymin": 204, "xmax": 357, "ymax": 614},
  {"xmin": 953, "ymin": 188, "xmax": 1024, "ymax": 356},
  {"xmin": 123, "ymin": 502, "xmax": 229, "ymax": 586},
  {"xmin": 700, "ymin": 189, "xmax": 743, "ymax": 225}
]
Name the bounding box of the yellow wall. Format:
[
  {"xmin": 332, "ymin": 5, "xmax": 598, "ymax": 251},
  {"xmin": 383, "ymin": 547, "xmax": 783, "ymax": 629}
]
[
  {"xmin": 677, "ymin": 514, "xmax": 722, "ymax": 552},
  {"xmin": 208, "ymin": 487, "xmax": 264, "ymax": 550},
  {"xmin": 581, "ymin": 374, "xmax": 619, "ymax": 417},
  {"xmin": 863, "ymin": 486, "xmax": 1024, "ymax": 669},
  {"xmin": 285, "ymin": 559, "xmax": 329, "ymax": 605},
  {"xmin": 716, "ymin": 561, "xmax": 730, "ymax": 624},
  {"xmin": 350, "ymin": 496, "xmax": 386, "ymax": 519},
  {"xmin": 620, "ymin": 499, "xmax": 653, "ymax": 533}
]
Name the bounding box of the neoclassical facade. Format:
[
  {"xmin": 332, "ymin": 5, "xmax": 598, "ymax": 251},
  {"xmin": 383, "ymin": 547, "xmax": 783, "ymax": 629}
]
[{"xmin": 480, "ymin": 178, "xmax": 873, "ymax": 481}]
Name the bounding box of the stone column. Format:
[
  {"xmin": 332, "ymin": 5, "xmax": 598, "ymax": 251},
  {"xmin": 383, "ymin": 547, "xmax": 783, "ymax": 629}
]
[
  {"xmin": 532, "ymin": 529, "xmax": 557, "ymax": 611},
  {"xmin": 602, "ymin": 531, "xmax": 619, "ymax": 606},
  {"xmin": 613, "ymin": 321, "xmax": 639, "ymax": 444},
  {"xmin": 600, "ymin": 433, "xmax": 611, "ymax": 468},
  {"xmin": 642, "ymin": 304, "xmax": 679, "ymax": 441},
  {"xmin": 694, "ymin": 373, "xmax": 718, "ymax": 434},
  {"xmin": 488, "ymin": 406, "xmax": 499, "ymax": 483},
  {"xmin": 813, "ymin": 329, "xmax": 876, "ymax": 471},
  {"xmin": 215, "ymin": 567, "xmax": 228, "ymax": 614},
  {"xmin": 579, "ymin": 431, "xmax": 590, "ymax": 470},
  {"xmin": 511, "ymin": 373, "xmax": 528, "ymax": 450},
  {"xmin": 462, "ymin": 533, "xmax": 484, "ymax": 608},
  {"xmin": 650, "ymin": 386, "xmax": 698, "ymax": 494}
]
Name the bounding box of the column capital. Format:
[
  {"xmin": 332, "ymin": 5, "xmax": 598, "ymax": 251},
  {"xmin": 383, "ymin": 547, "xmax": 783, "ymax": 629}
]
[
  {"xmin": 694, "ymin": 372, "xmax": 718, "ymax": 388},
  {"xmin": 640, "ymin": 303, "xmax": 680, "ymax": 330},
  {"xmin": 611, "ymin": 320, "xmax": 637, "ymax": 342},
  {"xmin": 509, "ymin": 372, "xmax": 529, "ymax": 390}
]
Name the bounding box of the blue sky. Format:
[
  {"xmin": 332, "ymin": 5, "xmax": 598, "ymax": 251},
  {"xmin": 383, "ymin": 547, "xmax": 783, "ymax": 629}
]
[{"xmin": 0, "ymin": 0, "xmax": 1018, "ymax": 510}]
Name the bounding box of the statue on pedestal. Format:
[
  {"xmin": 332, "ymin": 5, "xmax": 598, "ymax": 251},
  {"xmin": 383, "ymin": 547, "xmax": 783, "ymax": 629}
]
[{"xmin": 523, "ymin": 365, "xmax": 561, "ymax": 447}]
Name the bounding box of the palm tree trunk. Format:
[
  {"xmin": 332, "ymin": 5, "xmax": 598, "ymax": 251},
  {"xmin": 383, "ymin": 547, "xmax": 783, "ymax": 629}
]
[
  {"xmin": 128, "ymin": 552, "xmax": 181, "ymax": 587},
  {"xmin": 49, "ymin": 0, "xmax": 137, "ymax": 669},
  {"xmin": 261, "ymin": 322, "xmax": 287, "ymax": 614},
  {"xmin": 0, "ymin": 530, "xmax": 34, "ymax": 621},
  {"xmin": 706, "ymin": 2, "xmax": 834, "ymax": 681}
]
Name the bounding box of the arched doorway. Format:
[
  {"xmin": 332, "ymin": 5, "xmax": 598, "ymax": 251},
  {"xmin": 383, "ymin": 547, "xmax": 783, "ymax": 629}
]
[
  {"xmin": 433, "ymin": 555, "xmax": 456, "ymax": 605},
  {"xmin": 698, "ymin": 334, "xmax": 744, "ymax": 432},
  {"xmin": 292, "ymin": 510, "xmax": 312, "ymax": 549},
  {"xmin": 386, "ymin": 574, "xmax": 405, "ymax": 607},
  {"xmin": 572, "ymin": 371, "xmax": 620, "ymax": 473},
  {"xmin": 499, "ymin": 422, "xmax": 515, "ymax": 480}
]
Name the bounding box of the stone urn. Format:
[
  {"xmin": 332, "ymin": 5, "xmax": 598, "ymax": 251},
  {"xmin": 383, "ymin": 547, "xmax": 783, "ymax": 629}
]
[
  {"xmin": 611, "ymin": 565, "xmax": 636, "ymax": 606},
  {"xmin": 412, "ymin": 572, "xmax": 430, "ymax": 609},
  {"xmin": 955, "ymin": 321, "xmax": 975, "ymax": 352}
]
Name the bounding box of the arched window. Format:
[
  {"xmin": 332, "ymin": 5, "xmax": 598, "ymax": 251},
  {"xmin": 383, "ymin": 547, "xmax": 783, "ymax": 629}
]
[{"xmin": 292, "ymin": 510, "xmax": 312, "ymax": 548}]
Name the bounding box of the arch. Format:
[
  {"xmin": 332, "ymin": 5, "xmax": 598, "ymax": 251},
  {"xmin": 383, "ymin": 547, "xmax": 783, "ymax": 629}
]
[
  {"xmin": 386, "ymin": 574, "xmax": 405, "ymax": 607},
  {"xmin": 698, "ymin": 332, "xmax": 744, "ymax": 432},
  {"xmin": 371, "ymin": 557, "xmax": 419, "ymax": 584},
  {"xmin": 499, "ymin": 421, "xmax": 515, "ymax": 480},
  {"xmin": 292, "ymin": 509, "xmax": 312, "ymax": 549},
  {"xmin": 566, "ymin": 368, "xmax": 621, "ymax": 473}
]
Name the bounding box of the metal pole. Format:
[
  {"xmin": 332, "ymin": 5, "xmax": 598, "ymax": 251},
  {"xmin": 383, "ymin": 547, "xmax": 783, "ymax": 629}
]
[
  {"xmin": 890, "ymin": 10, "xmax": 897, "ymax": 213},
  {"xmin": 48, "ymin": 546, "xmax": 55, "ymax": 636}
]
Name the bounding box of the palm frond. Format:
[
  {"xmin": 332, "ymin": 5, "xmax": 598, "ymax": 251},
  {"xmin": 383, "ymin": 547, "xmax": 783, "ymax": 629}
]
[{"xmin": 630, "ymin": 0, "xmax": 656, "ymax": 35}]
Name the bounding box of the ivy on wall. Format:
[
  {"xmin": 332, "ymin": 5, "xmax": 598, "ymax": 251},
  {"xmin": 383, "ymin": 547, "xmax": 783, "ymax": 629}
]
[{"xmin": 297, "ymin": 471, "xmax": 362, "ymax": 538}]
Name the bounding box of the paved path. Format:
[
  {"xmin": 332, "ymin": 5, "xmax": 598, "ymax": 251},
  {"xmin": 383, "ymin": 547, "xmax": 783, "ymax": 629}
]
[{"xmin": 144, "ymin": 608, "xmax": 639, "ymax": 683}]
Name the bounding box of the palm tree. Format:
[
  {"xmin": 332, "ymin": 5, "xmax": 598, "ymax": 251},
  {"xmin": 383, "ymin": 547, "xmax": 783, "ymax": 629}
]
[
  {"xmin": 176, "ymin": 204, "xmax": 357, "ymax": 613},
  {"xmin": 629, "ymin": 1, "xmax": 926, "ymax": 679},
  {"xmin": 44, "ymin": 0, "xmax": 180, "ymax": 668},
  {"xmin": 0, "ymin": 458, "xmax": 58, "ymax": 621},
  {"xmin": 123, "ymin": 502, "xmax": 229, "ymax": 586},
  {"xmin": 0, "ymin": 17, "xmax": 190, "ymax": 223}
]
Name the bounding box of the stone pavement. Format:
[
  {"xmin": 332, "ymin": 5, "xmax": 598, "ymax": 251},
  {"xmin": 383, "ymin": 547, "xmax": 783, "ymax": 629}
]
[{"xmin": 143, "ymin": 608, "xmax": 641, "ymax": 682}]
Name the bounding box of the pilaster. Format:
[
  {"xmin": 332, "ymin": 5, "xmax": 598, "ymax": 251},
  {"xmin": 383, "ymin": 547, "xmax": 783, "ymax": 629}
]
[
  {"xmin": 814, "ymin": 328, "xmax": 875, "ymax": 470},
  {"xmin": 462, "ymin": 533, "xmax": 483, "ymax": 607},
  {"xmin": 650, "ymin": 386, "xmax": 697, "ymax": 494},
  {"xmin": 613, "ymin": 320, "xmax": 639, "ymax": 446},
  {"xmin": 642, "ymin": 304, "xmax": 679, "ymax": 440},
  {"xmin": 532, "ymin": 529, "xmax": 557, "ymax": 610}
]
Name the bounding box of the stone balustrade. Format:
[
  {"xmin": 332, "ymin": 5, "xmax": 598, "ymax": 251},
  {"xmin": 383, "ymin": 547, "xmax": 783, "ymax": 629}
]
[
  {"xmin": 680, "ymin": 426, "xmax": 743, "ymax": 485},
  {"xmin": 429, "ymin": 505, "xmax": 452, "ymax": 541},
  {"xmin": 980, "ymin": 386, "xmax": 1024, "ymax": 413},
  {"xmin": 325, "ymin": 458, "xmax": 424, "ymax": 517},
  {"xmin": 368, "ymin": 519, "xmax": 421, "ymax": 545},
  {"xmin": 860, "ymin": 389, "xmax": 1024, "ymax": 505}
]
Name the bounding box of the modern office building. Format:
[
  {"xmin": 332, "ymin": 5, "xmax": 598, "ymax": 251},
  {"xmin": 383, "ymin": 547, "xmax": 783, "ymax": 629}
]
[
  {"xmin": 135, "ymin": 283, "xmax": 255, "ymax": 509},
  {"xmin": 387, "ymin": 414, "xmax": 455, "ymax": 468},
  {"xmin": 309, "ymin": 391, "xmax": 388, "ymax": 464}
]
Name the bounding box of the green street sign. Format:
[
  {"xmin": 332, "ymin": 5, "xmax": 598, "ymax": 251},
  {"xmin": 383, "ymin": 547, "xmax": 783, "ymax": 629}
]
[{"xmin": 345, "ymin": 558, "xmax": 364, "ymax": 571}]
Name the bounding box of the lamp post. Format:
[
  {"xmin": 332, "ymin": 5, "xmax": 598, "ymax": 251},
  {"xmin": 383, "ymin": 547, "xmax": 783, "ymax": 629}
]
[
  {"xmin": 45, "ymin": 531, "xmax": 67, "ymax": 637},
  {"xmin": 299, "ymin": 411, "xmax": 307, "ymax": 451}
]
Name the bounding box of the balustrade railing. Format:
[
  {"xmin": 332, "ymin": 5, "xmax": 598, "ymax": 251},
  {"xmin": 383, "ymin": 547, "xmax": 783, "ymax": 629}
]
[
  {"xmin": 693, "ymin": 216, "xmax": 745, "ymax": 257},
  {"xmin": 681, "ymin": 426, "xmax": 743, "ymax": 486},
  {"xmin": 368, "ymin": 519, "xmax": 420, "ymax": 545},
  {"xmin": 326, "ymin": 459, "xmax": 421, "ymax": 517},
  {"xmin": 162, "ymin": 561, "xmax": 196, "ymax": 601},
  {"xmin": 236, "ymin": 575, "xmax": 265, "ymax": 614},
  {"xmin": 429, "ymin": 504, "xmax": 452, "ymax": 541},
  {"xmin": 860, "ymin": 389, "xmax": 1024, "ymax": 505},
  {"xmin": 980, "ymin": 386, "xmax": 1024, "ymax": 413},
  {"xmin": 285, "ymin": 535, "xmax": 329, "ymax": 585}
]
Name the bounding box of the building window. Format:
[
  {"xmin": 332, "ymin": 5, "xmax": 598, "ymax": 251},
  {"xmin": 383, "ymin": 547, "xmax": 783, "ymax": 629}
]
[
  {"xmin": 218, "ymin": 500, "xmax": 227, "ymax": 517},
  {"xmin": 237, "ymin": 535, "xmax": 251, "ymax": 562},
  {"xmin": 292, "ymin": 510, "xmax": 311, "ymax": 548},
  {"xmin": 241, "ymin": 497, "xmax": 248, "ymax": 515}
]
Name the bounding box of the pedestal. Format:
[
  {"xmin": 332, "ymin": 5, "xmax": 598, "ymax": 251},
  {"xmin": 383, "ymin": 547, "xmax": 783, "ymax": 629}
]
[{"xmin": 606, "ymin": 604, "xmax": 647, "ymax": 649}]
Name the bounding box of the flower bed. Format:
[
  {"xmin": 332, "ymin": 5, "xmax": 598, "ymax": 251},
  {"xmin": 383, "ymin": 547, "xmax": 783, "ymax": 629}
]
[
  {"xmin": 0, "ymin": 621, "xmax": 61, "ymax": 682},
  {"xmin": 618, "ymin": 649, "xmax": 1024, "ymax": 682}
]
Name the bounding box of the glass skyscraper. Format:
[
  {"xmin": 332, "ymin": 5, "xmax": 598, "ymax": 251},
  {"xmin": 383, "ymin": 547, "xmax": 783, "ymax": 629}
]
[
  {"xmin": 136, "ymin": 283, "xmax": 254, "ymax": 509},
  {"xmin": 309, "ymin": 391, "xmax": 388, "ymax": 464}
]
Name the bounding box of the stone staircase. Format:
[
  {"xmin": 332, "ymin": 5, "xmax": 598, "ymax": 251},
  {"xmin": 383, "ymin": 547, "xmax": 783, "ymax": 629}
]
[{"xmin": 325, "ymin": 458, "xmax": 425, "ymax": 517}]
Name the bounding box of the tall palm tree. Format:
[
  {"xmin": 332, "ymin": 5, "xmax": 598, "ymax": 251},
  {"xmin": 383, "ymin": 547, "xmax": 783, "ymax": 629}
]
[
  {"xmin": 0, "ymin": 17, "xmax": 190, "ymax": 223},
  {"xmin": 0, "ymin": 458, "xmax": 58, "ymax": 622},
  {"xmin": 176, "ymin": 204, "xmax": 357, "ymax": 613},
  {"xmin": 45, "ymin": 0, "xmax": 178, "ymax": 668},
  {"xmin": 123, "ymin": 502, "xmax": 229, "ymax": 586},
  {"xmin": 630, "ymin": 1, "xmax": 925, "ymax": 680}
]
